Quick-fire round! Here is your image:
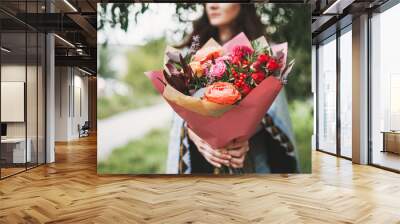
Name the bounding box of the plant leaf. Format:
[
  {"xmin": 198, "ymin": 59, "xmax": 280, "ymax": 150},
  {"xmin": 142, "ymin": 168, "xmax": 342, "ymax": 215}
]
[
  {"xmin": 179, "ymin": 54, "xmax": 194, "ymax": 84},
  {"xmin": 165, "ymin": 62, "xmax": 181, "ymax": 76},
  {"xmin": 163, "ymin": 70, "xmax": 189, "ymax": 95}
]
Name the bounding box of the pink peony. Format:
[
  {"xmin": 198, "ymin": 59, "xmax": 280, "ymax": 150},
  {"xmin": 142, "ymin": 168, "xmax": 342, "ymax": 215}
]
[{"xmin": 208, "ymin": 61, "xmax": 227, "ymax": 78}]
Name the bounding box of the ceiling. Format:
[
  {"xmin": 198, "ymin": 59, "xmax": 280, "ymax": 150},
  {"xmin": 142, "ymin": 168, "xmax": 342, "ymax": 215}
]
[
  {"xmin": 0, "ymin": 0, "xmax": 98, "ymax": 74},
  {"xmin": 0, "ymin": 0, "xmax": 392, "ymax": 73},
  {"xmin": 310, "ymin": 0, "xmax": 390, "ymax": 42}
]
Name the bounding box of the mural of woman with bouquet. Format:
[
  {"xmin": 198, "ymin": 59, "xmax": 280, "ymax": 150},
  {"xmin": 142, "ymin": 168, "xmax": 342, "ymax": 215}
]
[{"xmin": 152, "ymin": 3, "xmax": 299, "ymax": 174}]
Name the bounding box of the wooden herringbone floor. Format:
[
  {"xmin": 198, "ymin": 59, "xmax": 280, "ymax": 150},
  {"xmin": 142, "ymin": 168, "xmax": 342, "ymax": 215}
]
[{"xmin": 0, "ymin": 135, "xmax": 400, "ymax": 224}]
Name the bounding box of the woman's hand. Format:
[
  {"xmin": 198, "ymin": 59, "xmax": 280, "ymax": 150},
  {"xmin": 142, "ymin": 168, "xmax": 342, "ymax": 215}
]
[
  {"xmin": 225, "ymin": 140, "xmax": 249, "ymax": 168},
  {"xmin": 187, "ymin": 128, "xmax": 231, "ymax": 168}
]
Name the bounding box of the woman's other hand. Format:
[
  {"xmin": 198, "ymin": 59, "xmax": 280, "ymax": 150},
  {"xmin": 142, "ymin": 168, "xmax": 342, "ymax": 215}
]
[
  {"xmin": 187, "ymin": 128, "xmax": 232, "ymax": 168},
  {"xmin": 225, "ymin": 140, "xmax": 249, "ymax": 168}
]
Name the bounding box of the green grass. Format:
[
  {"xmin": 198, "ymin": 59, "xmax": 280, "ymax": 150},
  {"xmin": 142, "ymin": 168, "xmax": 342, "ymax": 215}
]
[
  {"xmin": 289, "ymin": 99, "xmax": 313, "ymax": 173},
  {"xmin": 97, "ymin": 94, "xmax": 161, "ymax": 120},
  {"xmin": 98, "ymin": 128, "xmax": 169, "ymax": 174}
]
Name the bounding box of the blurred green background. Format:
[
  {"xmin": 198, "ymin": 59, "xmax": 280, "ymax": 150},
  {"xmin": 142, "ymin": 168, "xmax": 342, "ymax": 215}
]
[
  {"xmin": 97, "ymin": 3, "xmax": 312, "ymax": 174},
  {"xmin": 97, "ymin": 39, "xmax": 165, "ymax": 120}
]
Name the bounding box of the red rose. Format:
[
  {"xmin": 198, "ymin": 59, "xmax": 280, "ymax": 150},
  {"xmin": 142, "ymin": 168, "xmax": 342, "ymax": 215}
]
[
  {"xmin": 266, "ymin": 59, "xmax": 280, "ymax": 71},
  {"xmin": 252, "ymin": 54, "xmax": 272, "ymax": 72},
  {"xmin": 232, "ymin": 45, "xmax": 253, "ymax": 59},
  {"xmin": 232, "ymin": 55, "xmax": 241, "ymax": 65},
  {"xmin": 257, "ymin": 54, "xmax": 270, "ymax": 63},
  {"xmin": 240, "ymin": 83, "xmax": 252, "ymax": 96},
  {"xmin": 251, "ymin": 72, "xmax": 265, "ymax": 84}
]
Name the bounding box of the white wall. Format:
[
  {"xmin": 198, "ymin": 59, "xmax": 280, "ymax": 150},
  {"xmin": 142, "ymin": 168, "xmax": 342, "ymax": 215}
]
[
  {"xmin": 1, "ymin": 65, "xmax": 26, "ymax": 143},
  {"xmin": 55, "ymin": 66, "xmax": 70, "ymax": 141},
  {"xmin": 72, "ymin": 73, "xmax": 89, "ymax": 138},
  {"xmin": 54, "ymin": 67, "xmax": 89, "ymax": 141},
  {"xmin": 317, "ymin": 38, "xmax": 337, "ymax": 154},
  {"xmin": 1, "ymin": 65, "xmax": 26, "ymax": 131}
]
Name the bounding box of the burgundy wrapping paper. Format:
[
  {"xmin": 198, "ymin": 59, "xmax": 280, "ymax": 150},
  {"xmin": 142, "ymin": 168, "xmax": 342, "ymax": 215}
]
[{"xmin": 146, "ymin": 70, "xmax": 282, "ymax": 148}]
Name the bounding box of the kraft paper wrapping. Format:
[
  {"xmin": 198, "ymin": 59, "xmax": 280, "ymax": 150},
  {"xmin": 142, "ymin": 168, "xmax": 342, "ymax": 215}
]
[
  {"xmin": 163, "ymin": 84, "xmax": 234, "ymax": 117},
  {"xmin": 193, "ymin": 38, "xmax": 222, "ymax": 62}
]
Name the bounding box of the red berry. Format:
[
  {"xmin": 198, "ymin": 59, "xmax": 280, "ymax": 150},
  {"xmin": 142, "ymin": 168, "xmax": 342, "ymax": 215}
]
[{"xmin": 241, "ymin": 83, "xmax": 251, "ymax": 96}]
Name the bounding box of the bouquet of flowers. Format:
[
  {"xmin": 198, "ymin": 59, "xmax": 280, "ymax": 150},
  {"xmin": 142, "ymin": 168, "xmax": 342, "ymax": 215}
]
[{"xmin": 146, "ymin": 32, "xmax": 294, "ymax": 149}]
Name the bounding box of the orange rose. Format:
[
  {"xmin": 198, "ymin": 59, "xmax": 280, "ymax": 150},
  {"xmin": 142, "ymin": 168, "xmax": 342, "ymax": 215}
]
[
  {"xmin": 189, "ymin": 61, "xmax": 205, "ymax": 77},
  {"xmin": 204, "ymin": 82, "xmax": 241, "ymax": 105},
  {"xmin": 194, "ymin": 47, "xmax": 222, "ymax": 64}
]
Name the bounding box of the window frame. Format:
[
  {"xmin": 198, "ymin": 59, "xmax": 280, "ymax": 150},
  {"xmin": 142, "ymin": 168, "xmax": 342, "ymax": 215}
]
[
  {"xmin": 0, "ymin": 1, "xmax": 48, "ymax": 180},
  {"xmin": 314, "ymin": 18, "xmax": 353, "ymax": 160}
]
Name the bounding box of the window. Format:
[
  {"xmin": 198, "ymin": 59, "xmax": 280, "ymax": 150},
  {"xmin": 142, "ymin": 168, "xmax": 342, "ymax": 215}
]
[
  {"xmin": 0, "ymin": 1, "xmax": 46, "ymax": 179},
  {"xmin": 317, "ymin": 35, "xmax": 337, "ymax": 154},
  {"xmin": 370, "ymin": 2, "xmax": 400, "ymax": 171},
  {"xmin": 339, "ymin": 27, "xmax": 352, "ymax": 158}
]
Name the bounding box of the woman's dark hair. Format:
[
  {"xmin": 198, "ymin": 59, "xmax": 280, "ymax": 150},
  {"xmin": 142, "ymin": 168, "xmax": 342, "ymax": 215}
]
[{"xmin": 178, "ymin": 4, "xmax": 266, "ymax": 48}]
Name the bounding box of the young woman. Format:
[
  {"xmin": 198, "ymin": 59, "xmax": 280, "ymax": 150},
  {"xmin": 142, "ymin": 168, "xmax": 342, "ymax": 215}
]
[{"xmin": 167, "ymin": 3, "xmax": 298, "ymax": 174}]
